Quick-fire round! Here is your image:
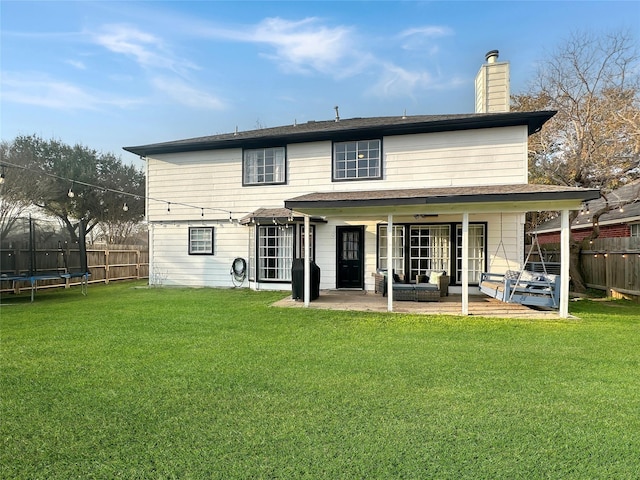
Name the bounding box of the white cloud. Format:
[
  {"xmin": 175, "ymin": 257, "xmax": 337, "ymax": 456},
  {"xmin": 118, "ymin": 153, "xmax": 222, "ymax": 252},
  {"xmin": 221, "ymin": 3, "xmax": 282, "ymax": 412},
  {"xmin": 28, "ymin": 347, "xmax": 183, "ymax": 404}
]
[
  {"xmin": 151, "ymin": 77, "xmax": 226, "ymax": 110},
  {"xmin": 198, "ymin": 17, "xmax": 362, "ymax": 76},
  {"xmin": 367, "ymin": 62, "xmax": 465, "ymax": 98},
  {"xmin": 92, "ymin": 24, "xmax": 198, "ymax": 74},
  {"xmin": 0, "ymin": 72, "xmax": 141, "ymax": 110},
  {"xmin": 398, "ymin": 25, "xmax": 454, "ymax": 52},
  {"xmin": 66, "ymin": 59, "xmax": 86, "ymax": 70}
]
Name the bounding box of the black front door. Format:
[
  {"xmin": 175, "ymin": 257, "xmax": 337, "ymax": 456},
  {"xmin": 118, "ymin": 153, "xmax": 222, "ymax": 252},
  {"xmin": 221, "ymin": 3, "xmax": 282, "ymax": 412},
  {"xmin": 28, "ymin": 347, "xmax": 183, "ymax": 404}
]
[{"xmin": 336, "ymin": 226, "xmax": 364, "ymax": 289}]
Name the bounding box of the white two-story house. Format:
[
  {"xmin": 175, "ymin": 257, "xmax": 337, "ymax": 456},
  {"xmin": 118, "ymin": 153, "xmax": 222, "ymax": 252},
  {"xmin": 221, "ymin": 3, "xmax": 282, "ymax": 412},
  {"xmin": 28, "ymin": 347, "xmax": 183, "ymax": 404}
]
[{"xmin": 125, "ymin": 51, "xmax": 599, "ymax": 317}]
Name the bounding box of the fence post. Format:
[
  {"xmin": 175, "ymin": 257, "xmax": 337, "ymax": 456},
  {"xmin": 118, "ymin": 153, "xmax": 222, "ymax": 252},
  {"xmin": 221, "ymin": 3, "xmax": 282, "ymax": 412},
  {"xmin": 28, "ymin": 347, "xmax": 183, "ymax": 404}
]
[
  {"xmin": 136, "ymin": 249, "xmax": 140, "ymax": 279},
  {"xmin": 104, "ymin": 250, "xmax": 110, "ymax": 284},
  {"xmin": 605, "ymin": 252, "xmax": 612, "ymax": 297}
]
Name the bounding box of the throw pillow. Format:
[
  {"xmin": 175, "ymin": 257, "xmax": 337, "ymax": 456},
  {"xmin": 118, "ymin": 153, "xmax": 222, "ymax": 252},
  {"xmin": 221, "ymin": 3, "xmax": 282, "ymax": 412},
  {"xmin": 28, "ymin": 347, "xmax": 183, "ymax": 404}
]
[{"xmin": 429, "ymin": 271, "xmax": 443, "ymax": 285}]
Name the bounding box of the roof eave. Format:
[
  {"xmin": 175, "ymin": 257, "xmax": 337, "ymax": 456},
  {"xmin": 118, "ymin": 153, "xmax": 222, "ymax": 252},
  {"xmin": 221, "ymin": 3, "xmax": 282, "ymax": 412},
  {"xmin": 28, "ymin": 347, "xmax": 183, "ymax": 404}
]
[{"xmin": 123, "ymin": 111, "xmax": 557, "ymax": 157}]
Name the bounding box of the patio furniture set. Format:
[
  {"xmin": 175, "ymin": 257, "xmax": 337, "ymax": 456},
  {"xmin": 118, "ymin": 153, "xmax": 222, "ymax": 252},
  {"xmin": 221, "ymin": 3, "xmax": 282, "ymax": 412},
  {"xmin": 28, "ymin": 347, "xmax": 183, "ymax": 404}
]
[{"xmin": 374, "ymin": 270, "xmax": 449, "ymax": 302}]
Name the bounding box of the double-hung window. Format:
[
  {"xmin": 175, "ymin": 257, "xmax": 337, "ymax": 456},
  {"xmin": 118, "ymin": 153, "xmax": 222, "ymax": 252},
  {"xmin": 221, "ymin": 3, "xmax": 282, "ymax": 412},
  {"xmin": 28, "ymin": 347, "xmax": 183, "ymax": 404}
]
[
  {"xmin": 189, "ymin": 227, "xmax": 214, "ymax": 255},
  {"xmin": 631, "ymin": 223, "xmax": 640, "ymax": 237},
  {"xmin": 333, "ymin": 139, "xmax": 381, "ymax": 180},
  {"xmin": 244, "ymin": 147, "xmax": 286, "ymax": 185}
]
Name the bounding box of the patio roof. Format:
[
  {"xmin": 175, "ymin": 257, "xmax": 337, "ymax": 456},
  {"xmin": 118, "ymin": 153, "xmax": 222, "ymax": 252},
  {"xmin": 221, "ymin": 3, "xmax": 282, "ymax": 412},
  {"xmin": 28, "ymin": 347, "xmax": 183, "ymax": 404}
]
[
  {"xmin": 239, "ymin": 208, "xmax": 327, "ymax": 225},
  {"xmin": 284, "ymin": 183, "xmax": 601, "ymax": 216}
]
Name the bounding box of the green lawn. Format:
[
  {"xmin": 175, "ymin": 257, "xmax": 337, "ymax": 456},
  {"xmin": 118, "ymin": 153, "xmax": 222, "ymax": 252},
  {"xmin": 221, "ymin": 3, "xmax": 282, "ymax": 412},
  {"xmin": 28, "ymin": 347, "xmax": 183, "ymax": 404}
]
[{"xmin": 2, "ymin": 282, "xmax": 639, "ymax": 479}]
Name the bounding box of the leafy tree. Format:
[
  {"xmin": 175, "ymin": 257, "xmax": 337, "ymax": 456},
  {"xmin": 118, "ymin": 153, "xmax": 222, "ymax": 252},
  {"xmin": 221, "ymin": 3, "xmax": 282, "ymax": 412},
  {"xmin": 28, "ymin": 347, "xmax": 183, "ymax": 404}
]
[
  {"xmin": 512, "ymin": 29, "xmax": 640, "ymax": 291},
  {"xmin": 1, "ymin": 135, "xmax": 145, "ymax": 243}
]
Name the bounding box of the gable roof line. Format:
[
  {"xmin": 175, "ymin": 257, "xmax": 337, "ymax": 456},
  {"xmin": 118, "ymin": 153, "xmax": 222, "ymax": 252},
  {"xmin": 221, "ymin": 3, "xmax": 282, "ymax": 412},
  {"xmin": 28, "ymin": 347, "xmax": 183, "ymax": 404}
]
[{"xmin": 124, "ymin": 110, "xmax": 556, "ymax": 157}]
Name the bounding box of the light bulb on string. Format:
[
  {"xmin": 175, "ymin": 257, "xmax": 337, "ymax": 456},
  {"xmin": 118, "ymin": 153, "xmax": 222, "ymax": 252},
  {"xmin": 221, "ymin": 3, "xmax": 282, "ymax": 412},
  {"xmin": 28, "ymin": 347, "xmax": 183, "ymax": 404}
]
[{"xmin": 123, "ymin": 203, "xmax": 129, "ymax": 212}]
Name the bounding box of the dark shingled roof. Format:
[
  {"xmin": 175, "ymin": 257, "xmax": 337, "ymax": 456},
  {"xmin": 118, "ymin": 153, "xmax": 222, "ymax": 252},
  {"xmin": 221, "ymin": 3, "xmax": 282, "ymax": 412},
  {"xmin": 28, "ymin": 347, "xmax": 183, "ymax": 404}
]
[
  {"xmin": 535, "ymin": 180, "xmax": 640, "ymax": 233},
  {"xmin": 124, "ymin": 111, "xmax": 556, "ymax": 157},
  {"xmin": 285, "ymin": 184, "xmax": 601, "ymax": 210},
  {"xmin": 239, "ymin": 208, "xmax": 326, "ymax": 225}
]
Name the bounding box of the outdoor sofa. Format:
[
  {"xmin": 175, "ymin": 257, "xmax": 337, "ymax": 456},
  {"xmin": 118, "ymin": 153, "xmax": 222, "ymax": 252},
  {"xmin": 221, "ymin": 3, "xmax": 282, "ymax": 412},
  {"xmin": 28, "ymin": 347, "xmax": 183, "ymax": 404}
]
[{"xmin": 374, "ymin": 270, "xmax": 449, "ymax": 302}]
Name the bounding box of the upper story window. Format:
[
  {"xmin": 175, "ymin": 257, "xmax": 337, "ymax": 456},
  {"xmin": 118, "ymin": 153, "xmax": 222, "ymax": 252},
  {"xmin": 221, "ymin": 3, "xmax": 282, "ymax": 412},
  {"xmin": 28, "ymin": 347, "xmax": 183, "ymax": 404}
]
[
  {"xmin": 631, "ymin": 223, "xmax": 639, "ymax": 237},
  {"xmin": 243, "ymin": 147, "xmax": 286, "ymax": 186},
  {"xmin": 333, "ymin": 139, "xmax": 381, "ymax": 181}
]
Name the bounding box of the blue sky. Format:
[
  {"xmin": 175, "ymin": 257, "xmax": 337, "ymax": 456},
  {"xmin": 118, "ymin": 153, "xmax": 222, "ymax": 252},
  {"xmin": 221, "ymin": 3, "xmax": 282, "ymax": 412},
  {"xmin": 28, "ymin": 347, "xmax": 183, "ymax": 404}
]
[{"xmin": 2, "ymin": 1, "xmax": 638, "ymax": 167}]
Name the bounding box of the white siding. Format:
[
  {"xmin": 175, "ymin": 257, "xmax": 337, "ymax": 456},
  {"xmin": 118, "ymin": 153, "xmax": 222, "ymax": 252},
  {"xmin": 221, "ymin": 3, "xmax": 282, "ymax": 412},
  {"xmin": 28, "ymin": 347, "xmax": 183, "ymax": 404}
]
[
  {"xmin": 149, "ymin": 222, "xmax": 250, "ymax": 287},
  {"xmin": 146, "ymin": 126, "xmax": 528, "ymax": 222},
  {"xmin": 475, "ymin": 62, "xmax": 510, "ymax": 113},
  {"xmin": 146, "ymin": 125, "xmax": 528, "ymax": 289}
]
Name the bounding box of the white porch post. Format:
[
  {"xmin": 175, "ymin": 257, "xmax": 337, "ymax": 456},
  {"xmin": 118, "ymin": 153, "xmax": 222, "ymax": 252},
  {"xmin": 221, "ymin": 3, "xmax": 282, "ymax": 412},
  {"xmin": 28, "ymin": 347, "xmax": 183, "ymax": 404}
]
[
  {"xmin": 387, "ymin": 214, "xmax": 394, "ymax": 312},
  {"xmin": 560, "ymin": 209, "xmax": 570, "ymax": 318},
  {"xmin": 462, "ymin": 213, "xmax": 469, "ymax": 315},
  {"xmin": 304, "ymin": 214, "xmax": 311, "ymax": 308}
]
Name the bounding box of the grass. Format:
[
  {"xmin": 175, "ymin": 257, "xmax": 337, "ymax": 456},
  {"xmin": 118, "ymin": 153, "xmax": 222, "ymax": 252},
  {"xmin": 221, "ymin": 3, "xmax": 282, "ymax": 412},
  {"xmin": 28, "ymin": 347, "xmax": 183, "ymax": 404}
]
[{"xmin": 1, "ymin": 282, "xmax": 640, "ymax": 479}]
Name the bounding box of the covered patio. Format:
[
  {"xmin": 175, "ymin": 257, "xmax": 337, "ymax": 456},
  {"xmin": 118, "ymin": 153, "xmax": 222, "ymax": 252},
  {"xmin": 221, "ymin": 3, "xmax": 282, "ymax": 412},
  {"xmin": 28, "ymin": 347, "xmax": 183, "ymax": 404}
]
[
  {"xmin": 273, "ymin": 290, "xmax": 565, "ymax": 319},
  {"xmin": 285, "ymin": 184, "xmax": 600, "ymax": 318}
]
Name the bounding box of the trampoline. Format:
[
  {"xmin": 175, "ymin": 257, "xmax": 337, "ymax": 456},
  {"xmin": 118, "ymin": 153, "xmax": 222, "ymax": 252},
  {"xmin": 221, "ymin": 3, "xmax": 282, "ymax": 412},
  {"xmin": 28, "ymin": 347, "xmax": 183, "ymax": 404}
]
[{"xmin": 1, "ymin": 217, "xmax": 89, "ymax": 302}]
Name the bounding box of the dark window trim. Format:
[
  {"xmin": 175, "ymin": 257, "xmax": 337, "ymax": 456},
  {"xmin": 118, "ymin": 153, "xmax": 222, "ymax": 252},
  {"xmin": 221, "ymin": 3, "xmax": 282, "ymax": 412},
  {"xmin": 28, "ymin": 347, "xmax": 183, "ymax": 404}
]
[
  {"xmin": 242, "ymin": 146, "xmax": 288, "ymax": 187},
  {"xmin": 375, "ymin": 221, "xmax": 488, "ymax": 286},
  {"xmin": 295, "ymin": 224, "xmax": 316, "ymax": 261},
  {"xmin": 255, "ymin": 224, "xmax": 293, "ymax": 283},
  {"xmin": 188, "ymin": 226, "xmax": 215, "ymax": 255},
  {"xmin": 331, "ymin": 138, "xmax": 383, "ymax": 182}
]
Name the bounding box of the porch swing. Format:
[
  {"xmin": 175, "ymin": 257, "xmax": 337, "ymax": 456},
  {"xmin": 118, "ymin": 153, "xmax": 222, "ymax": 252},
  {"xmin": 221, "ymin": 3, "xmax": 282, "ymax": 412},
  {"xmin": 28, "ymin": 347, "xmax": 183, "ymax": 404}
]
[{"xmin": 479, "ymin": 215, "xmax": 561, "ymax": 309}]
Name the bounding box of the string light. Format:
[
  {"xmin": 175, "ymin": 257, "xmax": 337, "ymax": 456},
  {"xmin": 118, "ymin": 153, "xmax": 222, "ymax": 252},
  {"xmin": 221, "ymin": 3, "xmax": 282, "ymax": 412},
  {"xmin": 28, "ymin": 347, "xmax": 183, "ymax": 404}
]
[
  {"xmin": 0, "ymin": 160, "xmax": 240, "ymax": 220},
  {"xmin": 123, "ymin": 203, "xmax": 129, "ymax": 212}
]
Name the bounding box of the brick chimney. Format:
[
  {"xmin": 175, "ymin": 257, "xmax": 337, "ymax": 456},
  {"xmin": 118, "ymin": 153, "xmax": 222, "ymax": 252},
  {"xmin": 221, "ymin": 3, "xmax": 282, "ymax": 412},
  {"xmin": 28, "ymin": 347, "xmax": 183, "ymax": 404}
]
[{"xmin": 475, "ymin": 50, "xmax": 510, "ymax": 113}]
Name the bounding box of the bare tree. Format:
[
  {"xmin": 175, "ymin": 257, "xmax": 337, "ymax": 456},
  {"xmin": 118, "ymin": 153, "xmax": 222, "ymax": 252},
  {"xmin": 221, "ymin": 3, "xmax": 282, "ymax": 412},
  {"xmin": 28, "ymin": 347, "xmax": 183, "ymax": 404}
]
[
  {"xmin": 512, "ymin": 29, "xmax": 640, "ymax": 292},
  {"xmin": 0, "ymin": 140, "xmax": 34, "ymax": 238},
  {"xmin": 515, "ymin": 30, "xmax": 639, "ymax": 189}
]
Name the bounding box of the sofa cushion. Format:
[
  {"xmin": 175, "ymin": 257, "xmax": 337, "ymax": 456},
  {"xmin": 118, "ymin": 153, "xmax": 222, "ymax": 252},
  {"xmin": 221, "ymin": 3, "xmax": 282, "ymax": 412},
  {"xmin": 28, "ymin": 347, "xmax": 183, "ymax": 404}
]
[{"xmin": 429, "ymin": 271, "xmax": 444, "ymax": 285}]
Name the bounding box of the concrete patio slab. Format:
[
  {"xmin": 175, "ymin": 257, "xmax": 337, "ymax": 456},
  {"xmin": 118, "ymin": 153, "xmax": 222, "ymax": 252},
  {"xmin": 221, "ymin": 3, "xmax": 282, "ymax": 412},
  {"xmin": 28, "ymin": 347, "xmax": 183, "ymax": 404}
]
[{"xmin": 273, "ymin": 290, "xmax": 565, "ymax": 319}]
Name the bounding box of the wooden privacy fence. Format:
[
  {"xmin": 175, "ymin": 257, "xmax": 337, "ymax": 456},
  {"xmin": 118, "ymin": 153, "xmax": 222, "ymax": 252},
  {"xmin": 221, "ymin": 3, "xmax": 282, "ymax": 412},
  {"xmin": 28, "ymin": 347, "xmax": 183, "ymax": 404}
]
[
  {"xmin": 581, "ymin": 238, "xmax": 640, "ymax": 300},
  {"xmin": 1, "ymin": 247, "xmax": 149, "ymax": 295},
  {"xmin": 531, "ymin": 237, "xmax": 640, "ymax": 301}
]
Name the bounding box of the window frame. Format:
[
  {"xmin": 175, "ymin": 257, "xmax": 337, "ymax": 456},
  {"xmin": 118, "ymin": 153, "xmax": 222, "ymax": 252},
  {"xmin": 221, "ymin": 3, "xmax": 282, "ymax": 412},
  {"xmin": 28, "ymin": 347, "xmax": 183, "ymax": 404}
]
[
  {"xmin": 296, "ymin": 224, "xmax": 316, "ymax": 261},
  {"xmin": 242, "ymin": 146, "xmax": 287, "ymax": 186},
  {"xmin": 332, "ymin": 139, "xmax": 382, "ymax": 182},
  {"xmin": 188, "ymin": 227, "xmax": 215, "ymax": 255},
  {"xmin": 376, "ymin": 222, "xmax": 487, "ymax": 285},
  {"xmin": 630, "ymin": 223, "xmax": 640, "ymax": 238},
  {"xmin": 256, "ymin": 224, "xmax": 294, "ymax": 282}
]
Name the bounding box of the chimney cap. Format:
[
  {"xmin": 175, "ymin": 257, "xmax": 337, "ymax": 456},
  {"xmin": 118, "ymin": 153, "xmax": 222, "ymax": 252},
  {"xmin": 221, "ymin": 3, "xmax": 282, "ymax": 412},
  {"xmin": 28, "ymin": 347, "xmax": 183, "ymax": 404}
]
[{"xmin": 485, "ymin": 50, "xmax": 499, "ymax": 63}]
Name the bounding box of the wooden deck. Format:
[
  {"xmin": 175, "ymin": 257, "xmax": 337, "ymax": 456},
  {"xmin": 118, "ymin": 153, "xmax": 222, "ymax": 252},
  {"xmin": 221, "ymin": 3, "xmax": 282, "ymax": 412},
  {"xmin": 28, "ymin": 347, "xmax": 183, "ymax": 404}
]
[{"xmin": 273, "ymin": 290, "xmax": 566, "ymax": 319}]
